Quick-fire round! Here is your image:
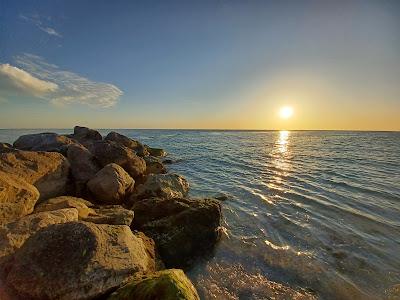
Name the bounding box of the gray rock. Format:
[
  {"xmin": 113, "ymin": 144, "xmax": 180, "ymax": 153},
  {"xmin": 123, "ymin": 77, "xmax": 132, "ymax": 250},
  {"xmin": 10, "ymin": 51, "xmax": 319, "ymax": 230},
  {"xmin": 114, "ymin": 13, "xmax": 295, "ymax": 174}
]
[{"xmin": 13, "ymin": 133, "xmax": 76, "ymax": 154}]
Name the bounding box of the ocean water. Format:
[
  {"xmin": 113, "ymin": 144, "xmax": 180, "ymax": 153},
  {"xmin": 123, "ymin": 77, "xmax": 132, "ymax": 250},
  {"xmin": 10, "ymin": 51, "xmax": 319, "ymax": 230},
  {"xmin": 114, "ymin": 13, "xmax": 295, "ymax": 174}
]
[{"xmin": 1, "ymin": 129, "xmax": 399, "ymax": 299}]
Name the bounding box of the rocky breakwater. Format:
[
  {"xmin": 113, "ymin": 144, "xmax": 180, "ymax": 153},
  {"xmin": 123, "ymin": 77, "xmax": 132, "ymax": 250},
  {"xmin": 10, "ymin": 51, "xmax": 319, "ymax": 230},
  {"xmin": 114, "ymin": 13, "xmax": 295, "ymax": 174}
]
[{"xmin": 0, "ymin": 126, "xmax": 222, "ymax": 300}]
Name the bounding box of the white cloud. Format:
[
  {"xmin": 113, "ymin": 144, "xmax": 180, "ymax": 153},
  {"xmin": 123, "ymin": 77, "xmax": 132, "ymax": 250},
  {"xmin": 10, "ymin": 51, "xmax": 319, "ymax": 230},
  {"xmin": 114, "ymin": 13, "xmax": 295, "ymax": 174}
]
[
  {"xmin": 19, "ymin": 14, "xmax": 62, "ymax": 37},
  {"xmin": 0, "ymin": 54, "xmax": 123, "ymax": 108}
]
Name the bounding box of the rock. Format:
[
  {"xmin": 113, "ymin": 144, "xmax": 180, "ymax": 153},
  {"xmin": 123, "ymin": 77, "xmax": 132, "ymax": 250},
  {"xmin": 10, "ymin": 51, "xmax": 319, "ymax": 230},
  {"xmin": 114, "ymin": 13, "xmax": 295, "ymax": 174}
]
[
  {"xmin": 0, "ymin": 149, "xmax": 70, "ymax": 201},
  {"xmin": 70, "ymin": 126, "xmax": 102, "ymax": 143},
  {"xmin": 13, "ymin": 133, "xmax": 75, "ymax": 154},
  {"xmin": 144, "ymin": 156, "xmax": 167, "ymax": 174},
  {"xmin": 0, "ymin": 172, "xmax": 40, "ymax": 226},
  {"xmin": 67, "ymin": 144, "xmax": 101, "ymax": 195},
  {"xmin": 34, "ymin": 196, "xmax": 94, "ymax": 219},
  {"xmin": 108, "ymin": 269, "xmax": 200, "ymax": 300},
  {"xmin": 163, "ymin": 159, "xmax": 174, "ymax": 164},
  {"xmin": 87, "ymin": 163, "xmax": 134, "ymax": 204},
  {"xmin": 146, "ymin": 146, "xmax": 167, "ymax": 157},
  {"xmin": 0, "ymin": 208, "xmax": 79, "ymax": 261},
  {"xmin": 82, "ymin": 205, "xmax": 134, "ymax": 226},
  {"xmin": 105, "ymin": 131, "xmax": 149, "ymax": 157},
  {"xmin": 0, "ymin": 143, "xmax": 12, "ymax": 152},
  {"xmin": 89, "ymin": 140, "xmax": 146, "ymax": 179},
  {"xmin": 5, "ymin": 222, "xmax": 155, "ymax": 300},
  {"xmin": 132, "ymin": 197, "xmax": 222, "ymax": 267},
  {"xmin": 132, "ymin": 174, "xmax": 189, "ymax": 201}
]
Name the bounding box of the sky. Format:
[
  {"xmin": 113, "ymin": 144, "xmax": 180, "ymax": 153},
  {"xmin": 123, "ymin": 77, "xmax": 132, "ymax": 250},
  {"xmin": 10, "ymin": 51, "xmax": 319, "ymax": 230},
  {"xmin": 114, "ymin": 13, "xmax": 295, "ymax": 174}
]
[{"xmin": 0, "ymin": 0, "xmax": 399, "ymax": 130}]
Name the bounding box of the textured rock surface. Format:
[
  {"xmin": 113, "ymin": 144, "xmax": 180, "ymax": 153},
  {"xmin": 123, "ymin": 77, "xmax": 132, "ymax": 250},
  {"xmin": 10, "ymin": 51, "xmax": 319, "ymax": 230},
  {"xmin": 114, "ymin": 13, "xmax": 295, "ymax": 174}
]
[
  {"xmin": 89, "ymin": 140, "xmax": 146, "ymax": 179},
  {"xmin": 132, "ymin": 174, "xmax": 189, "ymax": 201},
  {"xmin": 132, "ymin": 197, "xmax": 222, "ymax": 267},
  {"xmin": 87, "ymin": 163, "xmax": 134, "ymax": 204},
  {"xmin": 0, "ymin": 208, "xmax": 79, "ymax": 261},
  {"xmin": 0, "ymin": 172, "xmax": 40, "ymax": 226},
  {"xmin": 5, "ymin": 222, "xmax": 155, "ymax": 300},
  {"xmin": 108, "ymin": 269, "xmax": 200, "ymax": 300},
  {"xmin": 146, "ymin": 147, "xmax": 167, "ymax": 157},
  {"xmin": 0, "ymin": 150, "xmax": 70, "ymax": 200},
  {"xmin": 13, "ymin": 133, "xmax": 75, "ymax": 153},
  {"xmin": 34, "ymin": 196, "xmax": 93, "ymax": 218},
  {"xmin": 144, "ymin": 156, "xmax": 167, "ymax": 175},
  {"xmin": 105, "ymin": 131, "xmax": 149, "ymax": 157},
  {"xmin": 82, "ymin": 205, "xmax": 134, "ymax": 226},
  {"xmin": 70, "ymin": 126, "xmax": 102, "ymax": 144}
]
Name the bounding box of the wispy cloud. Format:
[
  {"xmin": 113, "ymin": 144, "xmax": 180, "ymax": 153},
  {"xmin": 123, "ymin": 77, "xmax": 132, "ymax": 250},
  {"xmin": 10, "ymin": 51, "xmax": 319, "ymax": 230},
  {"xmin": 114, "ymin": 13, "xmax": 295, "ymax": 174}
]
[
  {"xmin": 0, "ymin": 54, "xmax": 123, "ymax": 108},
  {"xmin": 19, "ymin": 13, "xmax": 62, "ymax": 37}
]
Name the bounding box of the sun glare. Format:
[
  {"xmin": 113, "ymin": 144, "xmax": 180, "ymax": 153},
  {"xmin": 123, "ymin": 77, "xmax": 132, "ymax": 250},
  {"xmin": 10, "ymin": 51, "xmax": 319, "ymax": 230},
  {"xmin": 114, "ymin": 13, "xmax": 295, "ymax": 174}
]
[{"xmin": 279, "ymin": 106, "xmax": 294, "ymax": 119}]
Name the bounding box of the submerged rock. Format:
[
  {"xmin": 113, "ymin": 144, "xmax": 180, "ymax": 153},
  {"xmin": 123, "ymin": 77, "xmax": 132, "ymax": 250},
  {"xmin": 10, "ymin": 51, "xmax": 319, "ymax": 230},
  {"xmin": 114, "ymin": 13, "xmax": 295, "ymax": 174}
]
[
  {"xmin": 13, "ymin": 133, "xmax": 75, "ymax": 154},
  {"xmin": 105, "ymin": 131, "xmax": 149, "ymax": 157},
  {"xmin": 83, "ymin": 205, "xmax": 134, "ymax": 226},
  {"xmin": 89, "ymin": 140, "xmax": 146, "ymax": 180},
  {"xmin": 0, "ymin": 172, "xmax": 40, "ymax": 226},
  {"xmin": 132, "ymin": 174, "xmax": 189, "ymax": 201},
  {"xmin": 5, "ymin": 221, "xmax": 155, "ymax": 300},
  {"xmin": 108, "ymin": 269, "xmax": 200, "ymax": 300},
  {"xmin": 132, "ymin": 197, "xmax": 222, "ymax": 267},
  {"xmin": 0, "ymin": 149, "xmax": 70, "ymax": 201},
  {"xmin": 87, "ymin": 163, "xmax": 134, "ymax": 204}
]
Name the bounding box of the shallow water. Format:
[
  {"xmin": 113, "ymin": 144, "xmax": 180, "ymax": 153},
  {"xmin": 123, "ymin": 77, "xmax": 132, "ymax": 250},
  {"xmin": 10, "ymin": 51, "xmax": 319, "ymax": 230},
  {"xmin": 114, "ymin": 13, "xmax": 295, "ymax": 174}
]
[{"xmin": 1, "ymin": 129, "xmax": 399, "ymax": 299}]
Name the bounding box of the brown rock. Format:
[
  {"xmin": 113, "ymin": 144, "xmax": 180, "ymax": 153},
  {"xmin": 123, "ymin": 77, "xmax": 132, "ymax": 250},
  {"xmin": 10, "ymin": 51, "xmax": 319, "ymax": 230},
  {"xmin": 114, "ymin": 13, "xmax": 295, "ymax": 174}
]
[
  {"xmin": 144, "ymin": 156, "xmax": 167, "ymax": 175},
  {"xmin": 105, "ymin": 131, "xmax": 149, "ymax": 157},
  {"xmin": 34, "ymin": 196, "xmax": 94, "ymax": 219},
  {"xmin": 83, "ymin": 205, "xmax": 134, "ymax": 226},
  {"xmin": 13, "ymin": 133, "xmax": 75, "ymax": 154}
]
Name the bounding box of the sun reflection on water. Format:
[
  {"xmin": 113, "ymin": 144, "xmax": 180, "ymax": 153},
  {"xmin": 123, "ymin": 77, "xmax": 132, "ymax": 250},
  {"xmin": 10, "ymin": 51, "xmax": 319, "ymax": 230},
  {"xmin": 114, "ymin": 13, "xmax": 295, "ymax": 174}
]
[{"xmin": 278, "ymin": 130, "xmax": 289, "ymax": 154}]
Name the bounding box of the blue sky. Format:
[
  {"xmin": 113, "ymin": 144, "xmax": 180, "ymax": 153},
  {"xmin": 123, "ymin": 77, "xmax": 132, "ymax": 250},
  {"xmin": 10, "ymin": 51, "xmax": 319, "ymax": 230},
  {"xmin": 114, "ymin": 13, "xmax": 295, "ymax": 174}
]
[{"xmin": 0, "ymin": 0, "xmax": 399, "ymax": 129}]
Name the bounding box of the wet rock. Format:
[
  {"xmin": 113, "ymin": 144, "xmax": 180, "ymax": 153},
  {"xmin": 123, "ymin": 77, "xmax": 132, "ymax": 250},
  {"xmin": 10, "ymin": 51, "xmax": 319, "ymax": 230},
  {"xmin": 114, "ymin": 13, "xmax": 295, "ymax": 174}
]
[
  {"xmin": 132, "ymin": 197, "xmax": 222, "ymax": 267},
  {"xmin": 83, "ymin": 205, "xmax": 134, "ymax": 226},
  {"xmin": 0, "ymin": 149, "xmax": 70, "ymax": 201},
  {"xmin": 108, "ymin": 269, "xmax": 200, "ymax": 300},
  {"xmin": 87, "ymin": 163, "xmax": 134, "ymax": 204},
  {"xmin": 89, "ymin": 140, "xmax": 146, "ymax": 180},
  {"xmin": 132, "ymin": 174, "xmax": 189, "ymax": 201},
  {"xmin": 163, "ymin": 159, "xmax": 174, "ymax": 164},
  {"xmin": 0, "ymin": 208, "xmax": 79, "ymax": 261},
  {"xmin": 146, "ymin": 146, "xmax": 167, "ymax": 157},
  {"xmin": 13, "ymin": 133, "xmax": 75, "ymax": 154},
  {"xmin": 0, "ymin": 172, "xmax": 40, "ymax": 226},
  {"xmin": 34, "ymin": 196, "xmax": 94, "ymax": 219},
  {"xmin": 67, "ymin": 144, "xmax": 101, "ymax": 195},
  {"xmin": 105, "ymin": 131, "xmax": 149, "ymax": 157},
  {"xmin": 5, "ymin": 221, "xmax": 155, "ymax": 300},
  {"xmin": 144, "ymin": 156, "xmax": 167, "ymax": 175}
]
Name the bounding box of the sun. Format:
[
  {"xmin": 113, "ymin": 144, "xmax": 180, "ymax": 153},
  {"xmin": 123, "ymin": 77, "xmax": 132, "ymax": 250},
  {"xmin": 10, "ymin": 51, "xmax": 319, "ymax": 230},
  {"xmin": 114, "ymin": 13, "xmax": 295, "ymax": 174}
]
[{"xmin": 279, "ymin": 106, "xmax": 294, "ymax": 119}]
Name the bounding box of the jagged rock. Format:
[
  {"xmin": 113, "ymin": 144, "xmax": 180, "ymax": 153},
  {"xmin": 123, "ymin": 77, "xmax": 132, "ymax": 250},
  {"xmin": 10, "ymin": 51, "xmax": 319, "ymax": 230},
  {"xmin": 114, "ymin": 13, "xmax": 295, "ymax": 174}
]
[
  {"xmin": 131, "ymin": 197, "xmax": 222, "ymax": 267},
  {"xmin": 108, "ymin": 269, "xmax": 200, "ymax": 300},
  {"xmin": 0, "ymin": 149, "xmax": 70, "ymax": 201},
  {"xmin": 0, "ymin": 208, "xmax": 79, "ymax": 261},
  {"xmin": 132, "ymin": 174, "xmax": 189, "ymax": 201},
  {"xmin": 5, "ymin": 222, "xmax": 155, "ymax": 300},
  {"xmin": 83, "ymin": 205, "xmax": 134, "ymax": 226},
  {"xmin": 0, "ymin": 172, "xmax": 40, "ymax": 226},
  {"xmin": 144, "ymin": 156, "xmax": 167, "ymax": 175},
  {"xmin": 13, "ymin": 133, "xmax": 75, "ymax": 154},
  {"xmin": 67, "ymin": 144, "xmax": 101, "ymax": 195},
  {"xmin": 146, "ymin": 146, "xmax": 167, "ymax": 157},
  {"xmin": 34, "ymin": 196, "xmax": 94, "ymax": 218},
  {"xmin": 105, "ymin": 131, "xmax": 149, "ymax": 157},
  {"xmin": 89, "ymin": 140, "xmax": 146, "ymax": 179},
  {"xmin": 87, "ymin": 163, "xmax": 134, "ymax": 204}
]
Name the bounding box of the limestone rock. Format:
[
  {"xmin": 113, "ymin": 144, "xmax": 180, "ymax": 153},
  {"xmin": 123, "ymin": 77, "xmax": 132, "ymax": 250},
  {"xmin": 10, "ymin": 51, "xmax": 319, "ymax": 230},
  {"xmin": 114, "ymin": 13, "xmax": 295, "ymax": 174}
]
[
  {"xmin": 83, "ymin": 205, "xmax": 134, "ymax": 226},
  {"xmin": 89, "ymin": 141, "xmax": 146, "ymax": 179},
  {"xmin": 105, "ymin": 131, "xmax": 149, "ymax": 157},
  {"xmin": 87, "ymin": 163, "xmax": 134, "ymax": 204},
  {"xmin": 0, "ymin": 149, "xmax": 70, "ymax": 200},
  {"xmin": 13, "ymin": 133, "xmax": 75, "ymax": 154},
  {"xmin": 132, "ymin": 197, "xmax": 222, "ymax": 267},
  {"xmin": 132, "ymin": 174, "xmax": 189, "ymax": 201},
  {"xmin": 34, "ymin": 196, "xmax": 94, "ymax": 219},
  {"xmin": 0, "ymin": 172, "xmax": 40, "ymax": 226},
  {"xmin": 108, "ymin": 269, "xmax": 200, "ymax": 300},
  {"xmin": 5, "ymin": 222, "xmax": 155, "ymax": 300}
]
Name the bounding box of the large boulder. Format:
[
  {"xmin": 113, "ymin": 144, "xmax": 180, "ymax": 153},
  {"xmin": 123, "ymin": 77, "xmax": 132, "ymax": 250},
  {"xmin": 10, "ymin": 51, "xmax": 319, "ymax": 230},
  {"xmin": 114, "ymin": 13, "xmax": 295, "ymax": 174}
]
[
  {"xmin": 5, "ymin": 222, "xmax": 155, "ymax": 300},
  {"xmin": 83, "ymin": 205, "xmax": 135, "ymax": 226},
  {"xmin": 0, "ymin": 172, "xmax": 40, "ymax": 226},
  {"xmin": 89, "ymin": 141, "xmax": 146, "ymax": 179},
  {"xmin": 13, "ymin": 133, "xmax": 75, "ymax": 154},
  {"xmin": 0, "ymin": 149, "xmax": 70, "ymax": 200},
  {"xmin": 87, "ymin": 163, "xmax": 134, "ymax": 204},
  {"xmin": 105, "ymin": 131, "xmax": 149, "ymax": 157},
  {"xmin": 144, "ymin": 156, "xmax": 167, "ymax": 175},
  {"xmin": 34, "ymin": 196, "xmax": 94, "ymax": 219},
  {"xmin": 108, "ymin": 269, "xmax": 200, "ymax": 300},
  {"xmin": 70, "ymin": 126, "xmax": 102, "ymax": 144},
  {"xmin": 0, "ymin": 208, "xmax": 79, "ymax": 261},
  {"xmin": 132, "ymin": 174, "xmax": 189, "ymax": 201},
  {"xmin": 67, "ymin": 144, "xmax": 101, "ymax": 195},
  {"xmin": 132, "ymin": 197, "xmax": 222, "ymax": 267}
]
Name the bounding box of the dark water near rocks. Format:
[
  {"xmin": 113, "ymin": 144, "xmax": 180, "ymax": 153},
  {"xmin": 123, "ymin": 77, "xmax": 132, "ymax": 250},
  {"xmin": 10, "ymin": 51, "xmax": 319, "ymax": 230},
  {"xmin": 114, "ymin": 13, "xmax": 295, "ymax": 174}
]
[{"xmin": 1, "ymin": 129, "xmax": 400, "ymax": 299}]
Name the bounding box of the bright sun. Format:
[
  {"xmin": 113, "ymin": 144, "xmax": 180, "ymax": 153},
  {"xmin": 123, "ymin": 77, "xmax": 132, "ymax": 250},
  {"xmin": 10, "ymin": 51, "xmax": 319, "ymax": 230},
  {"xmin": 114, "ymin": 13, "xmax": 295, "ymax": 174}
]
[{"xmin": 279, "ymin": 106, "xmax": 294, "ymax": 119}]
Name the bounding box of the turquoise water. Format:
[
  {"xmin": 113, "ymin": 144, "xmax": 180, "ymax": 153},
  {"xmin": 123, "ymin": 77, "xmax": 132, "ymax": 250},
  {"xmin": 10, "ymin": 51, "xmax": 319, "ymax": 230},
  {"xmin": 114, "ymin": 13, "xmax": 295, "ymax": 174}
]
[{"xmin": 1, "ymin": 129, "xmax": 400, "ymax": 299}]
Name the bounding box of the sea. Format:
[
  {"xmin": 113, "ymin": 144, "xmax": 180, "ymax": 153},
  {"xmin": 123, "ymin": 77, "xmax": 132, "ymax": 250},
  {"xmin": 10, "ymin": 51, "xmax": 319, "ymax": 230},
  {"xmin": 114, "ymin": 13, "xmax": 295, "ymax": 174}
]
[{"xmin": 1, "ymin": 129, "xmax": 399, "ymax": 299}]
